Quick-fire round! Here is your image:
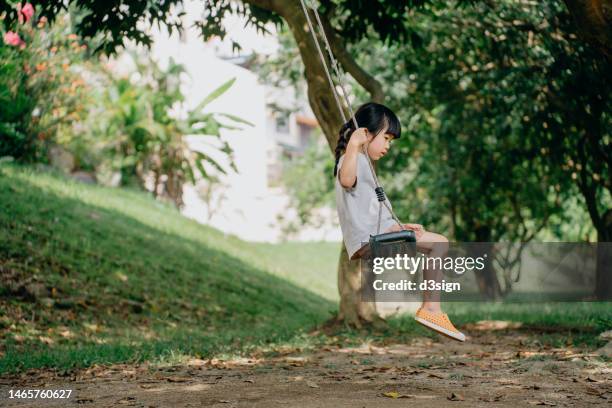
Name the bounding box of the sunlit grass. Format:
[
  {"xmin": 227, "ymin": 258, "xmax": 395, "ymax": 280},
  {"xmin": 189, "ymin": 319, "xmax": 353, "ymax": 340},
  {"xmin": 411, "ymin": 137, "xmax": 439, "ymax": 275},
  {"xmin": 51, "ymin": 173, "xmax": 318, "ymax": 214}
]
[
  {"xmin": 0, "ymin": 162, "xmax": 609, "ymax": 374},
  {"xmin": 0, "ymin": 163, "xmax": 337, "ymax": 373}
]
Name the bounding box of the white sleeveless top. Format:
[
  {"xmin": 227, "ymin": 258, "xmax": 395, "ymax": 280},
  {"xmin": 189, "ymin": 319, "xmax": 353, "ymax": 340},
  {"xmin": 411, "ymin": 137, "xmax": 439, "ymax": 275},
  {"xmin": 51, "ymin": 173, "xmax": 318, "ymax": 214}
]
[{"xmin": 335, "ymin": 151, "xmax": 396, "ymax": 259}]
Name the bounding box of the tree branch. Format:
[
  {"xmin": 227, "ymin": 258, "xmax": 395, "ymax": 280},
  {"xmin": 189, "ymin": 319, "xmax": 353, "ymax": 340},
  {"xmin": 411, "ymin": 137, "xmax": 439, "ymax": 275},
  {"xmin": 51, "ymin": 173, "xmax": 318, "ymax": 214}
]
[
  {"xmin": 318, "ymin": 12, "xmax": 385, "ymax": 103},
  {"xmin": 577, "ymin": 135, "xmax": 603, "ymax": 231},
  {"xmin": 563, "ymin": 0, "xmax": 612, "ymax": 60},
  {"xmin": 241, "ymin": 0, "xmax": 281, "ymax": 13}
]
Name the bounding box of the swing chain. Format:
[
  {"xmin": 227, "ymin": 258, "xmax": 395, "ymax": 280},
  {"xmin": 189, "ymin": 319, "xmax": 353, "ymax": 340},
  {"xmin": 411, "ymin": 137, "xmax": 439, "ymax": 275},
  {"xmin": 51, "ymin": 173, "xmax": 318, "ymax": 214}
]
[{"xmin": 299, "ymin": 0, "xmax": 405, "ymax": 232}]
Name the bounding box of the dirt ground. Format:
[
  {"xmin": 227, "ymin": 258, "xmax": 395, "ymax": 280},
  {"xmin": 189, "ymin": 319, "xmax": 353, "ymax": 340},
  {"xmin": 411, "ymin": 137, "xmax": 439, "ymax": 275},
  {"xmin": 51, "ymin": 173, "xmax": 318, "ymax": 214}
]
[{"xmin": 1, "ymin": 323, "xmax": 610, "ymax": 407}]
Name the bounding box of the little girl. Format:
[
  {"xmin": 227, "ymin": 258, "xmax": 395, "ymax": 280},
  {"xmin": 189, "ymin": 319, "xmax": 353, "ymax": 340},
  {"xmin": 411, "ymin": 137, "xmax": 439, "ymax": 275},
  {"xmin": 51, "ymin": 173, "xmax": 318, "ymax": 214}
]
[{"xmin": 334, "ymin": 102, "xmax": 466, "ymax": 342}]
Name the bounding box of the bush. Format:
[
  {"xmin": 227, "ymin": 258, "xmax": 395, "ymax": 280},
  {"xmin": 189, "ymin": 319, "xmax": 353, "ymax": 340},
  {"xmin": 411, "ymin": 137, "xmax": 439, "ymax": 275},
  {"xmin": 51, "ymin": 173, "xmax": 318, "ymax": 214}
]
[{"xmin": 0, "ymin": 3, "xmax": 88, "ymax": 163}]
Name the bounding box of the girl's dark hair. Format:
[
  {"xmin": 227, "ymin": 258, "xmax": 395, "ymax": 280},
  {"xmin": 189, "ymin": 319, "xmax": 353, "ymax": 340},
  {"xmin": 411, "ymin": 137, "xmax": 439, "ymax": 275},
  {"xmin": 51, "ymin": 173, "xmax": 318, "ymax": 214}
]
[{"xmin": 333, "ymin": 102, "xmax": 401, "ymax": 177}]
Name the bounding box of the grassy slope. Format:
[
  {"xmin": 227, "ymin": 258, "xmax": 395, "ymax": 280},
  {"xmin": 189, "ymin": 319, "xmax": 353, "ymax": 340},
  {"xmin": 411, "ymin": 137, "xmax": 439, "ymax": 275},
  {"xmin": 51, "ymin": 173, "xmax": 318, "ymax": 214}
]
[
  {"xmin": 0, "ymin": 163, "xmax": 609, "ymax": 374},
  {"xmin": 0, "ymin": 163, "xmax": 340, "ymax": 373}
]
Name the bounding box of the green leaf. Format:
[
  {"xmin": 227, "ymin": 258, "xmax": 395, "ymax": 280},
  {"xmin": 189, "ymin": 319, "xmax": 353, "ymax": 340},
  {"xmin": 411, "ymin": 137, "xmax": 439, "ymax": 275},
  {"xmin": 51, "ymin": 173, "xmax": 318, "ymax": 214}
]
[
  {"xmin": 194, "ymin": 151, "xmax": 228, "ymax": 175},
  {"xmin": 194, "ymin": 155, "xmax": 209, "ymax": 179},
  {"xmin": 193, "ymin": 78, "xmax": 236, "ymax": 112},
  {"xmin": 217, "ymin": 112, "xmax": 255, "ymax": 127},
  {"xmin": 183, "ymin": 160, "xmax": 196, "ymax": 184}
]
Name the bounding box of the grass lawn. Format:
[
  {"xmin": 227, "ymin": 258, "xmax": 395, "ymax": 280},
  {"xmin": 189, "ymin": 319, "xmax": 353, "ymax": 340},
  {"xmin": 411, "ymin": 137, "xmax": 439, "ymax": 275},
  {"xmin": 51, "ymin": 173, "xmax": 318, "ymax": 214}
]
[
  {"xmin": 0, "ymin": 162, "xmax": 609, "ymax": 374},
  {"xmin": 0, "ymin": 163, "xmax": 341, "ymax": 373}
]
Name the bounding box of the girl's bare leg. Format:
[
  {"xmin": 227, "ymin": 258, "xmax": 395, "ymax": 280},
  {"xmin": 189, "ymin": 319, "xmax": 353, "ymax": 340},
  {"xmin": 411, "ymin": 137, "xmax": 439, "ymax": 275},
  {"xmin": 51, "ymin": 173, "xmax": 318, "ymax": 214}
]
[
  {"xmin": 382, "ymin": 225, "xmax": 450, "ymax": 313},
  {"xmin": 414, "ymin": 231, "xmax": 449, "ymax": 313}
]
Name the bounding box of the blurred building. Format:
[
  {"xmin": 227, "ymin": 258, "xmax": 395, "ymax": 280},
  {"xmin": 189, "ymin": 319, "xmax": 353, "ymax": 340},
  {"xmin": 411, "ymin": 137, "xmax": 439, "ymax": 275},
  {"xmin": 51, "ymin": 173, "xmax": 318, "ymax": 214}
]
[
  {"xmin": 263, "ymin": 86, "xmax": 318, "ymax": 186},
  {"xmin": 142, "ymin": 3, "xmax": 340, "ymax": 243}
]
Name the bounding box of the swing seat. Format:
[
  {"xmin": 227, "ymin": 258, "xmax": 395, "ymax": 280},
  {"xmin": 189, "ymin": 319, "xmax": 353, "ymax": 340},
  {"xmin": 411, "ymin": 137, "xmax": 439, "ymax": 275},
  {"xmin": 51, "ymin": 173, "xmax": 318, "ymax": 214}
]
[
  {"xmin": 352, "ymin": 229, "xmax": 417, "ymax": 260},
  {"xmin": 369, "ymin": 229, "xmax": 416, "ymax": 246},
  {"xmin": 369, "ymin": 229, "xmax": 417, "ymax": 258}
]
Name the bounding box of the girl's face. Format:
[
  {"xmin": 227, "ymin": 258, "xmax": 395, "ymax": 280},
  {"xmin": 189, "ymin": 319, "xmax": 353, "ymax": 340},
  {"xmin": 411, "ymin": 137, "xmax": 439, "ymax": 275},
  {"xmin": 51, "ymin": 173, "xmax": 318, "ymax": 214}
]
[{"xmin": 366, "ymin": 126, "xmax": 394, "ymax": 160}]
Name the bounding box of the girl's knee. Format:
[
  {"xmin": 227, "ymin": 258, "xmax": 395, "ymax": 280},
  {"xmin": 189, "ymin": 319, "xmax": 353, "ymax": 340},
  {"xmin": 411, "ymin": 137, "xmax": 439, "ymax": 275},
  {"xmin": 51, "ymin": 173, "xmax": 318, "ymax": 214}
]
[
  {"xmin": 431, "ymin": 233, "xmax": 449, "ymax": 253},
  {"xmin": 424, "ymin": 231, "xmax": 448, "ymax": 243},
  {"xmin": 435, "ymin": 233, "xmax": 449, "ymax": 243},
  {"xmin": 416, "ymin": 231, "xmax": 447, "ymax": 254}
]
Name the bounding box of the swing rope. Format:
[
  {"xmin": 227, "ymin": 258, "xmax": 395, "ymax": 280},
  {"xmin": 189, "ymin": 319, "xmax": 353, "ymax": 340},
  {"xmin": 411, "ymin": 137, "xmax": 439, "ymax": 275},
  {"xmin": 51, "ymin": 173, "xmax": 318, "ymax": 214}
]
[{"xmin": 299, "ymin": 0, "xmax": 405, "ymax": 234}]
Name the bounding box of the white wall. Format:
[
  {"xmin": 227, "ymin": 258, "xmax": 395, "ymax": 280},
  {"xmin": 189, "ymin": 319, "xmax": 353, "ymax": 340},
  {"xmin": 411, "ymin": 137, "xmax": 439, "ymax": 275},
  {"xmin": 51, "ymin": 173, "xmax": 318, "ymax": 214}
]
[{"xmin": 130, "ymin": 2, "xmax": 342, "ymax": 243}]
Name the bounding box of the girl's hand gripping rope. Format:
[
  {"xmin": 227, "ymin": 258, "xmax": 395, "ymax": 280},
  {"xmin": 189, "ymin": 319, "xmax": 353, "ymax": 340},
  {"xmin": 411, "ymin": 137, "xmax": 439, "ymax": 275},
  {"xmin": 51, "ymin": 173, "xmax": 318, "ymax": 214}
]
[{"xmin": 347, "ymin": 127, "xmax": 373, "ymax": 149}]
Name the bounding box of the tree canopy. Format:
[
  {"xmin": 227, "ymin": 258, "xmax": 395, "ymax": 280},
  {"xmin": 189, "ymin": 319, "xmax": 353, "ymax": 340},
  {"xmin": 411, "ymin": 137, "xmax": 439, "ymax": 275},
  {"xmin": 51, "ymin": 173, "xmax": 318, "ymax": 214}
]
[{"xmin": 4, "ymin": 0, "xmax": 608, "ymax": 307}]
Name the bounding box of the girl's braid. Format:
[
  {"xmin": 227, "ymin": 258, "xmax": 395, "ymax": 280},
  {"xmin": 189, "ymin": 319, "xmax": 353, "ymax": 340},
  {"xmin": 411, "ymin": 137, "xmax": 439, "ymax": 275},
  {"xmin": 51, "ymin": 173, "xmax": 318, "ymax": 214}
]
[{"xmin": 333, "ymin": 121, "xmax": 354, "ymax": 177}]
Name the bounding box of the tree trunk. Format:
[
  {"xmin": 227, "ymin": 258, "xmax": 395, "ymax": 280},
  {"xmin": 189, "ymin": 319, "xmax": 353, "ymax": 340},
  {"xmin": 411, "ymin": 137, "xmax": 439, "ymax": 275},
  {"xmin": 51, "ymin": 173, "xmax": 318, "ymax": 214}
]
[
  {"xmin": 470, "ymin": 227, "xmax": 503, "ymax": 300},
  {"xmin": 258, "ymin": 1, "xmax": 387, "ymax": 327},
  {"xmin": 563, "ymin": 0, "xmax": 612, "ymax": 60},
  {"xmin": 336, "ymin": 245, "xmax": 387, "ymax": 328},
  {"xmin": 595, "ymin": 209, "xmax": 612, "ymax": 300},
  {"xmin": 574, "ymin": 101, "xmax": 610, "ymax": 300},
  {"xmin": 473, "ymin": 246, "xmax": 502, "ymax": 300}
]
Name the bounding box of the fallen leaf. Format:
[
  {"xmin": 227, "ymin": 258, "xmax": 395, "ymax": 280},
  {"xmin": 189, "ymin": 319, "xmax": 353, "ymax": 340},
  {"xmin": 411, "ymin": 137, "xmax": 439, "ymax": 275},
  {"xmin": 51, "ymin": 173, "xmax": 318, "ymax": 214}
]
[
  {"xmin": 59, "ymin": 329, "xmax": 74, "ymax": 338},
  {"xmin": 412, "ymin": 395, "xmax": 437, "ymax": 399},
  {"xmin": 38, "ymin": 336, "xmax": 54, "ymax": 345},
  {"xmin": 598, "ymin": 330, "xmax": 612, "ymax": 340},
  {"xmin": 584, "ymin": 385, "xmax": 605, "ymax": 396},
  {"xmin": 517, "ymin": 350, "xmax": 544, "ymax": 358},
  {"xmin": 447, "ymin": 392, "xmax": 464, "ymax": 401},
  {"xmin": 381, "ymin": 391, "xmax": 414, "ymax": 399},
  {"xmin": 83, "ymin": 323, "xmax": 99, "ymax": 332},
  {"xmin": 115, "ymin": 272, "xmax": 128, "ymax": 282},
  {"xmin": 479, "ymin": 395, "xmax": 503, "ymax": 402},
  {"xmin": 165, "ymin": 376, "xmax": 189, "ymax": 383},
  {"xmin": 464, "ymin": 320, "xmax": 522, "ymax": 330}
]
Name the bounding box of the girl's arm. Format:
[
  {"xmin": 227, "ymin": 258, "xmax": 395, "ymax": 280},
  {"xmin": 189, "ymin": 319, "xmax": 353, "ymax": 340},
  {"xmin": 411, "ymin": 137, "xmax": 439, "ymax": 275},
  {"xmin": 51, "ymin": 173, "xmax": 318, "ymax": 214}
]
[
  {"xmin": 339, "ymin": 128, "xmax": 371, "ymax": 189},
  {"xmin": 338, "ymin": 142, "xmax": 360, "ymax": 189}
]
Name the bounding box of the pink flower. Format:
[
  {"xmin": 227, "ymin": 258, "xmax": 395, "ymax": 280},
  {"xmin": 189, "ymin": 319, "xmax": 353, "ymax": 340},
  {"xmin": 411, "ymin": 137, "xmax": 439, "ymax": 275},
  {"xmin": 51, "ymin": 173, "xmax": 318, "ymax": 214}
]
[
  {"xmin": 17, "ymin": 3, "xmax": 35, "ymax": 24},
  {"xmin": 4, "ymin": 31, "xmax": 23, "ymax": 47}
]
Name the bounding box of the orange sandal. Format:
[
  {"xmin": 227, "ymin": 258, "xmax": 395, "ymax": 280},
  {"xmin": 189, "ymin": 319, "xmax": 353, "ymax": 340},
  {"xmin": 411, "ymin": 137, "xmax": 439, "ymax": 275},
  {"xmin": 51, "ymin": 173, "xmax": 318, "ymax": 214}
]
[{"xmin": 415, "ymin": 307, "xmax": 466, "ymax": 342}]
